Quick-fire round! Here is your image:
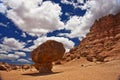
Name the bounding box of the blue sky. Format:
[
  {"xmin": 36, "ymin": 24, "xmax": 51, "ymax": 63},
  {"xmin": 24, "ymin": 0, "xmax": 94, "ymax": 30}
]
[{"xmin": 0, "ymin": 0, "xmax": 120, "ymax": 64}]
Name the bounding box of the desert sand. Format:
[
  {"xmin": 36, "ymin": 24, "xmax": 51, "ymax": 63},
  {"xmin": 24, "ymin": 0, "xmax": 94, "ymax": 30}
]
[{"xmin": 0, "ymin": 58, "xmax": 120, "ymax": 80}]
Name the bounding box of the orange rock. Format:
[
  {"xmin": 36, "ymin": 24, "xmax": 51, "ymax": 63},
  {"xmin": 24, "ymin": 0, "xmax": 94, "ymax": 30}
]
[
  {"xmin": 63, "ymin": 12, "xmax": 120, "ymax": 62},
  {"xmin": 31, "ymin": 40, "xmax": 65, "ymax": 73}
]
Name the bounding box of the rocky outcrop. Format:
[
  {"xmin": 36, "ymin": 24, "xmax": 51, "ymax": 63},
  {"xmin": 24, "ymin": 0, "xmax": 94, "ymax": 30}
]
[
  {"xmin": 0, "ymin": 62, "xmax": 11, "ymax": 71},
  {"xmin": 31, "ymin": 40, "xmax": 65, "ymax": 73},
  {"xmin": 62, "ymin": 46, "xmax": 80, "ymax": 62},
  {"xmin": 63, "ymin": 12, "xmax": 120, "ymax": 62},
  {"xmin": 22, "ymin": 64, "xmax": 32, "ymax": 71}
]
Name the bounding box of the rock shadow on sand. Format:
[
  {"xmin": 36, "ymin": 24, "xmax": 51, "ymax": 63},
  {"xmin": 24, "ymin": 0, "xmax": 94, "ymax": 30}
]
[{"xmin": 22, "ymin": 72, "xmax": 62, "ymax": 76}]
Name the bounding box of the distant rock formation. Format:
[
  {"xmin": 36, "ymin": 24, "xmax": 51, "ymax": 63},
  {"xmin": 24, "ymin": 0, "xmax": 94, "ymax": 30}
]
[
  {"xmin": 63, "ymin": 12, "xmax": 120, "ymax": 62},
  {"xmin": 21, "ymin": 64, "xmax": 32, "ymax": 71},
  {"xmin": 0, "ymin": 62, "xmax": 11, "ymax": 72},
  {"xmin": 0, "ymin": 62, "xmax": 35, "ymax": 72},
  {"xmin": 31, "ymin": 40, "xmax": 65, "ymax": 73}
]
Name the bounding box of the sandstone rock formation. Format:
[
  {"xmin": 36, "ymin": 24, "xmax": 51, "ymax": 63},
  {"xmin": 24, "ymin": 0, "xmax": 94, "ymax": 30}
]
[
  {"xmin": 22, "ymin": 64, "xmax": 32, "ymax": 71},
  {"xmin": 31, "ymin": 40, "xmax": 65, "ymax": 73},
  {"xmin": 0, "ymin": 62, "xmax": 11, "ymax": 72},
  {"xmin": 62, "ymin": 46, "xmax": 80, "ymax": 62},
  {"xmin": 0, "ymin": 62, "xmax": 34, "ymax": 72},
  {"xmin": 63, "ymin": 12, "xmax": 120, "ymax": 62},
  {"xmin": 11, "ymin": 65, "xmax": 21, "ymax": 71}
]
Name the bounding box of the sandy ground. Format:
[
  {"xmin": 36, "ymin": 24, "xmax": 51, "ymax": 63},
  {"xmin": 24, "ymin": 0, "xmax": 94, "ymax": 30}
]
[{"xmin": 0, "ymin": 58, "xmax": 120, "ymax": 80}]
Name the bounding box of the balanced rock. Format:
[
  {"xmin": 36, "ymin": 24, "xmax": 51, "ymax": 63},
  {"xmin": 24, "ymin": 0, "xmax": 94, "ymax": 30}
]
[{"xmin": 31, "ymin": 40, "xmax": 65, "ymax": 73}]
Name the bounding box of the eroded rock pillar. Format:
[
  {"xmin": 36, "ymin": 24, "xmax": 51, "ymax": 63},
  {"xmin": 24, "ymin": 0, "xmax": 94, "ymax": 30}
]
[{"xmin": 34, "ymin": 63, "xmax": 53, "ymax": 73}]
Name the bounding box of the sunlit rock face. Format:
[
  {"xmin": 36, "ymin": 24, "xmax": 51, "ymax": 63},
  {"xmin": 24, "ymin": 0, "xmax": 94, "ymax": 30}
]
[
  {"xmin": 63, "ymin": 12, "xmax": 120, "ymax": 62},
  {"xmin": 31, "ymin": 40, "xmax": 65, "ymax": 73}
]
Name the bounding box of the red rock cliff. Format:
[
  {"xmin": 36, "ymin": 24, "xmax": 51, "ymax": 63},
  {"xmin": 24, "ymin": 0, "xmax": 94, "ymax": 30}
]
[{"xmin": 63, "ymin": 12, "xmax": 120, "ymax": 62}]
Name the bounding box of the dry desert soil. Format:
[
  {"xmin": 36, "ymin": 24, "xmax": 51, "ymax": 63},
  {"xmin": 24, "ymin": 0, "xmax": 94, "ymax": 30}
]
[{"xmin": 0, "ymin": 58, "xmax": 120, "ymax": 80}]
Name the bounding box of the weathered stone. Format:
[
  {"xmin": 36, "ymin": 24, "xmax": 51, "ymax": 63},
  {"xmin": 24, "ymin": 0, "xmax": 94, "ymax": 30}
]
[
  {"xmin": 34, "ymin": 63, "xmax": 52, "ymax": 73},
  {"xmin": 0, "ymin": 62, "xmax": 11, "ymax": 72},
  {"xmin": 63, "ymin": 12, "xmax": 120, "ymax": 62},
  {"xmin": 54, "ymin": 60, "xmax": 62, "ymax": 65},
  {"xmin": 22, "ymin": 64, "xmax": 32, "ymax": 71},
  {"xmin": 86, "ymin": 56, "xmax": 93, "ymax": 62},
  {"xmin": 31, "ymin": 40, "xmax": 65, "ymax": 73}
]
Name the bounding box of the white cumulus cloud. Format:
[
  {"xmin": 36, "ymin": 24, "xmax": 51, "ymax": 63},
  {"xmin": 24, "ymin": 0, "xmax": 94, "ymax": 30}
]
[
  {"xmin": 2, "ymin": 0, "xmax": 64, "ymax": 35},
  {"xmin": 8, "ymin": 54, "xmax": 19, "ymax": 60},
  {"xmin": 15, "ymin": 52, "xmax": 26, "ymax": 57},
  {"xmin": 0, "ymin": 52, "xmax": 26, "ymax": 60},
  {"xmin": 0, "ymin": 37, "xmax": 25, "ymax": 54},
  {"xmin": 64, "ymin": 0, "xmax": 120, "ymax": 40},
  {"xmin": 0, "ymin": 54, "xmax": 8, "ymax": 60},
  {"xmin": 27, "ymin": 36, "xmax": 75, "ymax": 52},
  {"xmin": 61, "ymin": 0, "xmax": 84, "ymax": 8},
  {"xmin": 0, "ymin": 3, "xmax": 7, "ymax": 13},
  {"xmin": 2, "ymin": 37, "xmax": 25, "ymax": 50},
  {"xmin": 0, "ymin": 53, "xmax": 20, "ymax": 60},
  {"xmin": 17, "ymin": 58, "xmax": 30, "ymax": 63},
  {"xmin": 0, "ymin": 37, "xmax": 27, "ymax": 61}
]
